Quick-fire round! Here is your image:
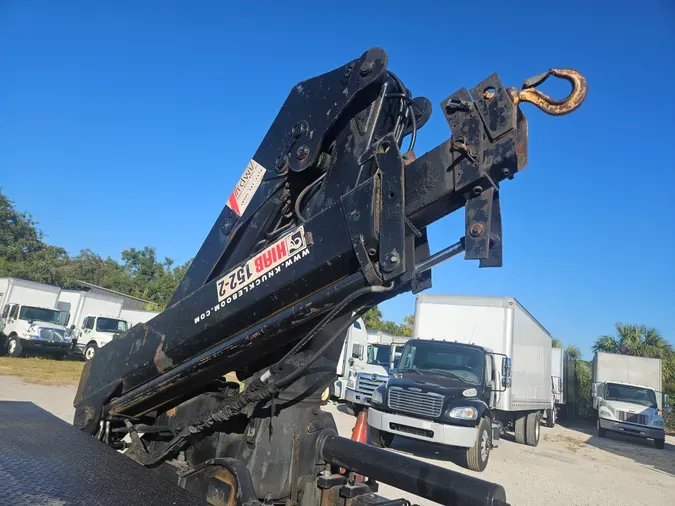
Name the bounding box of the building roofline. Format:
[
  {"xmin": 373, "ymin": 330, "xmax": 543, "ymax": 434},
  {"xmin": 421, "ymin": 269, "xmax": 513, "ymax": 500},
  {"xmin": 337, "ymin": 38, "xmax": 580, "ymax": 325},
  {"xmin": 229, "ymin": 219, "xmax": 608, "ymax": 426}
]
[{"xmin": 73, "ymin": 280, "xmax": 153, "ymax": 305}]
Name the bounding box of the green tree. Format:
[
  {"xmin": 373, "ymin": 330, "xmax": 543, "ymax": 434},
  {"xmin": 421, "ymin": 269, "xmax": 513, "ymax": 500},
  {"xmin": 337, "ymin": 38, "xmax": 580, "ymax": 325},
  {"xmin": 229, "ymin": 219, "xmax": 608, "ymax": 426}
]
[
  {"xmin": 362, "ymin": 306, "xmax": 413, "ymax": 337},
  {"xmin": 552, "ymin": 337, "xmax": 562, "ymax": 348},
  {"xmin": 593, "ymin": 323, "xmax": 673, "ymax": 359},
  {"xmin": 565, "ymin": 345, "xmax": 582, "ymax": 361}
]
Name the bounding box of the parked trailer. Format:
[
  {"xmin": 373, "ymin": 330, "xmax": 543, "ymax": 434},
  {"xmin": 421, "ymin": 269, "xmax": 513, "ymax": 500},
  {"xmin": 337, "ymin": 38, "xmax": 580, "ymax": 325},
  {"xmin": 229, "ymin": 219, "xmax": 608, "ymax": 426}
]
[
  {"xmin": 550, "ymin": 347, "xmax": 577, "ymax": 425},
  {"xmin": 592, "ymin": 352, "xmax": 669, "ymax": 448},
  {"xmin": 0, "ymin": 278, "xmax": 71, "ymax": 357},
  {"xmin": 368, "ymin": 294, "xmax": 553, "ymax": 472}
]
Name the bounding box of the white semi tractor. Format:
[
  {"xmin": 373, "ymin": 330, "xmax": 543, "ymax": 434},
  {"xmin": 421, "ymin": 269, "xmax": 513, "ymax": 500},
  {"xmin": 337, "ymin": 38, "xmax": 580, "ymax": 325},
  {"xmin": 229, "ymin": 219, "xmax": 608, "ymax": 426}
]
[
  {"xmin": 57, "ymin": 290, "xmax": 130, "ymax": 361},
  {"xmin": 0, "ymin": 278, "xmax": 72, "ymax": 357},
  {"xmin": 592, "ymin": 351, "xmax": 669, "ymax": 449},
  {"xmin": 368, "ymin": 294, "xmax": 553, "ymax": 472},
  {"xmin": 550, "ymin": 347, "xmax": 577, "ymax": 426}
]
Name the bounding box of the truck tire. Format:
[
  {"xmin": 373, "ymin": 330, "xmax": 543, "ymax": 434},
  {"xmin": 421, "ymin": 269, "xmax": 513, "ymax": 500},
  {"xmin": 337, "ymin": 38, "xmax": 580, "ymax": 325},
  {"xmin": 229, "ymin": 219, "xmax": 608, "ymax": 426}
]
[
  {"xmin": 655, "ymin": 438, "xmax": 665, "ymax": 449},
  {"xmin": 596, "ymin": 418, "xmax": 606, "ymax": 438},
  {"xmin": 462, "ymin": 417, "xmax": 491, "ymax": 472},
  {"xmin": 525, "ymin": 411, "xmax": 541, "ymax": 447},
  {"xmin": 7, "ymin": 335, "xmax": 22, "ymax": 358},
  {"xmin": 369, "ymin": 426, "xmax": 394, "ymax": 449},
  {"xmin": 545, "ymin": 408, "xmax": 556, "ymax": 428},
  {"xmin": 84, "ymin": 342, "xmax": 98, "ymax": 362},
  {"xmin": 514, "ymin": 413, "xmax": 527, "ymax": 444}
]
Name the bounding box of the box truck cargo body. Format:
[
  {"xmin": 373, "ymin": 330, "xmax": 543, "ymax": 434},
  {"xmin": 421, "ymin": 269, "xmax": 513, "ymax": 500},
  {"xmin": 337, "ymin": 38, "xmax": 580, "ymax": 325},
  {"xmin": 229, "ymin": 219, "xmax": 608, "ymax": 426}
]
[
  {"xmin": 592, "ymin": 352, "xmax": 669, "ymax": 448},
  {"xmin": 551, "ymin": 347, "xmax": 576, "ymax": 422},
  {"xmin": 368, "ymin": 294, "xmax": 553, "ymax": 472},
  {"xmin": 119, "ymin": 309, "xmax": 160, "ymax": 327}
]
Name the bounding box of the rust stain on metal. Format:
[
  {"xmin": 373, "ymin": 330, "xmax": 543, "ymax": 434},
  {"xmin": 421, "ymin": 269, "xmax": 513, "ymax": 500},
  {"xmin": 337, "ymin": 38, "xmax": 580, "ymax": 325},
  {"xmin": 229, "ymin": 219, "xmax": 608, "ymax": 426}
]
[
  {"xmin": 206, "ymin": 468, "xmax": 238, "ymax": 506},
  {"xmin": 154, "ymin": 335, "xmax": 174, "ymax": 373}
]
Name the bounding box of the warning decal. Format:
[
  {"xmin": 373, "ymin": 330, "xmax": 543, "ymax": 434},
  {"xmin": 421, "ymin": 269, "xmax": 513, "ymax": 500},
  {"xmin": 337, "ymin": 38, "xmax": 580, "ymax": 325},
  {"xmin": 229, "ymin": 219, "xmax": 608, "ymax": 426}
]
[
  {"xmin": 226, "ymin": 160, "xmax": 266, "ymax": 217},
  {"xmin": 215, "ymin": 226, "xmax": 309, "ymax": 303}
]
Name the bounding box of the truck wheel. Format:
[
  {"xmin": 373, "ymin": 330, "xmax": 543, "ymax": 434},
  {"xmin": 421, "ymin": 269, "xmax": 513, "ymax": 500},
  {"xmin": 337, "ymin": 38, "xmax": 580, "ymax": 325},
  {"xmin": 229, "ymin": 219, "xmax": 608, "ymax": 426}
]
[
  {"xmin": 545, "ymin": 408, "xmax": 556, "ymax": 428},
  {"xmin": 462, "ymin": 418, "xmax": 491, "ymax": 472},
  {"xmin": 525, "ymin": 411, "xmax": 541, "ymax": 447},
  {"xmin": 369, "ymin": 427, "xmax": 394, "ymax": 449},
  {"xmin": 7, "ymin": 336, "xmax": 22, "ymax": 357},
  {"xmin": 514, "ymin": 414, "xmax": 527, "ymax": 444},
  {"xmin": 596, "ymin": 418, "xmax": 606, "ymax": 438},
  {"xmin": 84, "ymin": 343, "xmax": 98, "ymax": 361},
  {"xmin": 655, "ymin": 439, "xmax": 665, "ymax": 449}
]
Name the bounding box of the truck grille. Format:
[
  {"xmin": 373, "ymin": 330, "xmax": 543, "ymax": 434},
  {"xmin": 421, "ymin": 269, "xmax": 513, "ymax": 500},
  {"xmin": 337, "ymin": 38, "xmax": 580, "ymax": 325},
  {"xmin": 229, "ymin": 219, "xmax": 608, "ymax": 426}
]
[
  {"xmin": 387, "ymin": 388, "xmax": 443, "ymax": 418},
  {"xmin": 38, "ymin": 328, "xmax": 65, "ymax": 342},
  {"xmin": 356, "ymin": 373, "xmax": 387, "ymax": 395},
  {"xmin": 617, "ymin": 411, "xmax": 647, "ymax": 425}
]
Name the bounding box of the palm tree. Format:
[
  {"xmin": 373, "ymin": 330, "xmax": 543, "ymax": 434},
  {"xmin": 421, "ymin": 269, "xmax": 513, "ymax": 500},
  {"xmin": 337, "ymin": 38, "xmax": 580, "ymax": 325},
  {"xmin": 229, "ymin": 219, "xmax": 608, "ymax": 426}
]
[
  {"xmin": 565, "ymin": 345, "xmax": 582, "ymax": 360},
  {"xmin": 593, "ymin": 323, "xmax": 673, "ymax": 359},
  {"xmin": 552, "ymin": 337, "xmax": 562, "ymax": 349}
]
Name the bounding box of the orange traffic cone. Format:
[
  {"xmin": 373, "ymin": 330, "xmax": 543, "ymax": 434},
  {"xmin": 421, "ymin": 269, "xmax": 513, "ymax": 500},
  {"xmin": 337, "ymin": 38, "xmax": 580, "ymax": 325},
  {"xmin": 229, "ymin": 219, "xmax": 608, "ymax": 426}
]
[
  {"xmin": 349, "ymin": 409, "xmax": 369, "ymax": 482},
  {"xmin": 351, "ymin": 409, "xmax": 369, "ymax": 444}
]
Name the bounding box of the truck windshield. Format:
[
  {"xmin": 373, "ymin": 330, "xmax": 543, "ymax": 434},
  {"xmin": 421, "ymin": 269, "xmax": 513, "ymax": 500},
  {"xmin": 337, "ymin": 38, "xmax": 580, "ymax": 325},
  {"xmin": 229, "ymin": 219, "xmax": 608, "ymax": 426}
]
[
  {"xmin": 96, "ymin": 317, "xmax": 128, "ymax": 333},
  {"xmin": 18, "ymin": 306, "xmax": 61, "ymax": 324},
  {"xmin": 367, "ymin": 344, "xmax": 390, "ymax": 366},
  {"xmin": 605, "ymin": 383, "xmax": 657, "ymax": 408},
  {"xmin": 398, "ymin": 341, "xmax": 484, "ymax": 385}
]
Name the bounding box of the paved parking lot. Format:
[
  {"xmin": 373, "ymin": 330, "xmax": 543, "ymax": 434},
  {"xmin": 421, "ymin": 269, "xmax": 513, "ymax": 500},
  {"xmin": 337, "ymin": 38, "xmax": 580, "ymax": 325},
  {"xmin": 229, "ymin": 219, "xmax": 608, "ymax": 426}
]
[{"xmin": 1, "ymin": 375, "xmax": 673, "ymax": 506}]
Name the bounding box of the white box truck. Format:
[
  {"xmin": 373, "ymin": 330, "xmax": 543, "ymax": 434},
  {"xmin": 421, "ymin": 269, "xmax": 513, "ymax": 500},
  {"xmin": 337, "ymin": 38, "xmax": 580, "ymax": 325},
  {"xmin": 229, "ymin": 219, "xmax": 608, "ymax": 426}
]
[
  {"xmin": 592, "ymin": 352, "xmax": 669, "ymax": 448},
  {"xmin": 344, "ymin": 330, "xmax": 410, "ymax": 414},
  {"xmin": 368, "ymin": 294, "xmax": 552, "ymax": 472},
  {"xmin": 57, "ymin": 290, "xmax": 128, "ymax": 361},
  {"xmin": 333, "ymin": 317, "xmax": 369, "ymax": 403},
  {"xmin": 0, "ymin": 278, "xmax": 71, "ymax": 357},
  {"xmin": 550, "ymin": 347, "xmax": 576, "ymax": 426}
]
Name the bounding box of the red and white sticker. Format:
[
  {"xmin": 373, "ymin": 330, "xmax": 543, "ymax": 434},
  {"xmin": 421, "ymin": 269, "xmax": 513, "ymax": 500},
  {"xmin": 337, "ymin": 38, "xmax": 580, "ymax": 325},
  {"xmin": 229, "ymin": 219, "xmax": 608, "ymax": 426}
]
[
  {"xmin": 215, "ymin": 226, "xmax": 309, "ymax": 303},
  {"xmin": 226, "ymin": 160, "xmax": 266, "ymax": 217}
]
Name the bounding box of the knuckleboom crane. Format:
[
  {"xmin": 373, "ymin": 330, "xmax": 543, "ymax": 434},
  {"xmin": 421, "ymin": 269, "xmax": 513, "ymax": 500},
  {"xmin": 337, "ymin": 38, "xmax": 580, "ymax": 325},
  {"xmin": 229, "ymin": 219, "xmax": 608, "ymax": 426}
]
[{"xmin": 73, "ymin": 48, "xmax": 587, "ymax": 506}]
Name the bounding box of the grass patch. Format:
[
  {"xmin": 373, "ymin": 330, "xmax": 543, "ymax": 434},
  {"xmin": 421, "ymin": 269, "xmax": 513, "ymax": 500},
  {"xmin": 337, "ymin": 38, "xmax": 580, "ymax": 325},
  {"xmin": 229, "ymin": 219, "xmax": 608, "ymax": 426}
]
[{"xmin": 0, "ymin": 356, "xmax": 85, "ymax": 386}]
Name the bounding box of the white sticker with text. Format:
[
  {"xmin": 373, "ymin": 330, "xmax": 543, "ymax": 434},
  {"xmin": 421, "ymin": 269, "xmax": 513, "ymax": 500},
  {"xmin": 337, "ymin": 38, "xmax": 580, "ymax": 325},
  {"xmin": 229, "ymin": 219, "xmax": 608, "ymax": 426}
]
[{"xmin": 226, "ymin": 159, "xmax": 266, "ymax": 217}]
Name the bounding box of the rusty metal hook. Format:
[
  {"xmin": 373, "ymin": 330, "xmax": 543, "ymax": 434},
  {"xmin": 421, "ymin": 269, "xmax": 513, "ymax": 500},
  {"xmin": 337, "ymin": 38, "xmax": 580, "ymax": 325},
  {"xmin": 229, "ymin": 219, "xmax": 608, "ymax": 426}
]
[{"xmin": 509, "ymin": 68, "xmax": 588, "ymax": 116}]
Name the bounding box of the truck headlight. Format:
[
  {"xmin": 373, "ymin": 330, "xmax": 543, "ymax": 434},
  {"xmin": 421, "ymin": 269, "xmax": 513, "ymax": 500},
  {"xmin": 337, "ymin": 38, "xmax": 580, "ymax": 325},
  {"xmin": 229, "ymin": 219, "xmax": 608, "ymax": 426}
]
[
  {"xmin": 347, "ymin": 378, "xmax": 355, "ymax": 389},
  {"xmin": 20, "ymin": 333, "xmax": 39, "ymax": 340},
  {"xmin": 371, "ymin": 385, "xmax": 385, "ymax": 405},
  {"xmin": 653, "ymin": 419, "xmax": 664, "ymax": 427},
  {"xmin": 599, "ymin": 408, "xmax": 613, "ymax": 418},
  {"xmin": 449, "ymin": 407, "xmax": 478, "ymax": 420}
]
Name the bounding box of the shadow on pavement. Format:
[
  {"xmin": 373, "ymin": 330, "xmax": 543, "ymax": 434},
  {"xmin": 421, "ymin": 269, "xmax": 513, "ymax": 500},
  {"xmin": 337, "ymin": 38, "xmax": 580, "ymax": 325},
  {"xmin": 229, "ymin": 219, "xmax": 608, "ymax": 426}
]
[
  {"xmin": 558, "ymin": 419, "xmax": 675, "ymax": 477},
  {"xmin": 381, "ymin": 434, "xmax": 466, "ymax": 465}
]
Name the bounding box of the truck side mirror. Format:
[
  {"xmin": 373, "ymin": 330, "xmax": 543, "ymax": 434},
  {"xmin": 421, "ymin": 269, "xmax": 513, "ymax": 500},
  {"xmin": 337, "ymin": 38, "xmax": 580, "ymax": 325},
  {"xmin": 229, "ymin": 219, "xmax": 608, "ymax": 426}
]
[{"xmin": 501, "ymin": 357, "xmax": 512, "ymax": 388}]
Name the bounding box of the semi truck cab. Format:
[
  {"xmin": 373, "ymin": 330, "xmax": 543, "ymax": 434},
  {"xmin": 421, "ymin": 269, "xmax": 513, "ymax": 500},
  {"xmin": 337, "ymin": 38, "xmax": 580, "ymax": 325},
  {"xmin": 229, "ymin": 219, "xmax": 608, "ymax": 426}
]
[
  {"xmin": 594, "ymin": 381, "xmax": 669, "ymax": 448},
  {"xmin": 368, "ymin": 339, "xmax": 510, "ymax": 472},
  {"xmin": 0, "ymin": 303, "xmax": 71, "ymax": 357}
]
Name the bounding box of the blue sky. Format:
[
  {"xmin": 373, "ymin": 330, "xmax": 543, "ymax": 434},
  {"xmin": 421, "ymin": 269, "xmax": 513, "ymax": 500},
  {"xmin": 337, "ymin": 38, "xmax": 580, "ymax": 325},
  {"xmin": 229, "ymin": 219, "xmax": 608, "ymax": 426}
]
[{"xmin": 1, "ymin": 1, "xmax": 674, "ymax": 359}]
